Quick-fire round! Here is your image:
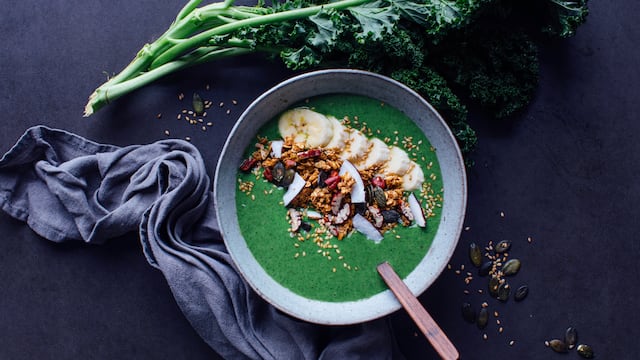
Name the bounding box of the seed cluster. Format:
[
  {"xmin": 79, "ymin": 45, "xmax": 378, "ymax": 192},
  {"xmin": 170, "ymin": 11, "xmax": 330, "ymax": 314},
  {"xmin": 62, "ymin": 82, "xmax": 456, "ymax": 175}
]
[
  {"xmin": 157, "ymin": 85, "xmax": 239, "ymax": 140},
  {"xmin": 454, "ymin": 211, "xmax": 532, "ymax": 346}
]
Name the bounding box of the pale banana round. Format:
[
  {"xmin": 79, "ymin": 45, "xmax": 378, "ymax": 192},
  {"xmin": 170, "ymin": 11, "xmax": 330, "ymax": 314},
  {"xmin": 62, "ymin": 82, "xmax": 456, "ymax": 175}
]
[
  {"xmin": 340, "ymin": 129, "xmax": 369, "ymax": 162},
  {"xmin": 324, "ymin": 116, "xmax": 349, "ymax": 149},
  {"xmin": 278, "ymin": 108, "xmax": 333, "ymax": 148},
  {"xmin": 383, "ymin": 146, "xmax": 412, "ymax": 176},
  {"xmin": 359, "ymin": 137, "xmax": 390, "ymax": 171},
  {"xmin": 402, "ymin": 162, "xmax": 425, "ymax": 191}
]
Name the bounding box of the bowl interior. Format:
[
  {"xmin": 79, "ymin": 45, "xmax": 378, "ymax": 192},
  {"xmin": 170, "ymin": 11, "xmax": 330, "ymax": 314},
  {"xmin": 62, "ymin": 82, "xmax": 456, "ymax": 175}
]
[{"xmin": 214, "ymin": 69, "xmax": 467, "ymax": 325}]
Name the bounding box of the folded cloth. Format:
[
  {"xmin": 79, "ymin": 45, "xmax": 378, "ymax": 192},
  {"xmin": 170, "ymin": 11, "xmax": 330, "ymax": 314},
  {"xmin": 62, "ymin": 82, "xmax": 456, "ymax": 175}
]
[{"xmin": 0, "ymin": 126, "xmax": 403, "ymax": 360}]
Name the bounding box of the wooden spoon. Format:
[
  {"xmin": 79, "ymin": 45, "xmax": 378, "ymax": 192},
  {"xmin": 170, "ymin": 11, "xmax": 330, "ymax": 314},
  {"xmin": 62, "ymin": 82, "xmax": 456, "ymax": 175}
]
[{"xmin": 377, "ymin": 261, "xmax": 459, "ymax": 360}]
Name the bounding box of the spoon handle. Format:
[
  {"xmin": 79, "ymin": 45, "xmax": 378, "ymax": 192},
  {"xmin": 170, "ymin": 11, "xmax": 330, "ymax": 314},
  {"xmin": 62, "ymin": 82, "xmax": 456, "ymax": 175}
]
[{"xmin": 377, "ymin": 261, "xmax": 459, "ymax": 360}]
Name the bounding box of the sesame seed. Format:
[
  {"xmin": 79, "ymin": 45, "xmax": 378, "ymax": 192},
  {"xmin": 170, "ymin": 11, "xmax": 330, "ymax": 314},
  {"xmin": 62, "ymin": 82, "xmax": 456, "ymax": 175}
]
[
  {"xmin": 205, "ymin": 84, "xmax": 210, "ymax": 90},
  {"xmin": 232, "ymin": 99, "xmax": 238, "ymax": 105},
  {"xmin": 185, "ymin": 136, "xmax": 191, "ymax": 141},
  {"xmin": 207, "ymin": 122, "xmax": 213, "ymax": 126},
  {"xmin": 156, "ymin": 113, "xmax": 162, "ymax": 119},
  {"xmin": 177, "ymin": 114, "xmax": 182, "ymax": 120},
  {"xmin": 509, "ymin": 340, "xmax": 515, "ymax": 346},
  {"xmin": 226, "ymin": 109, "xmax": 231, "ymax": 115},
  {"xmin": 499, "ymin": 327, "xmax": 504, "ymax": 333},
  {"xmin": 202, "ymin": 126, "xmax": 207, "ymax": 131},
  {"xmin": 219, "ymin": 102, "xmax": 224, "ymax": 107},
  {"xmin": 164, "ymin": 130, "xmax": 170, "ymax": 136},
  {"xmin": 483, "ymin": 334, "xmax": 488, "ymax": 340}
]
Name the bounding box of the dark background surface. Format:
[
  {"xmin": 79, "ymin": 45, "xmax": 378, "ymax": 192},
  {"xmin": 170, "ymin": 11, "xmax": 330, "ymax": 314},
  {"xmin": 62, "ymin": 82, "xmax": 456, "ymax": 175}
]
[{"xmin": 1, "ymin": 1, "xmax": 638, "ymax": 359}]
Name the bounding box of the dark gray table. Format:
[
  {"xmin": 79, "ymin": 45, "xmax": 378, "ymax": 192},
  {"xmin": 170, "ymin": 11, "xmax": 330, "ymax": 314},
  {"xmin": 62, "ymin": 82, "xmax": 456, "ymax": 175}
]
[{"xmin": 1, "ymin": 1, "xmax": 637, "ymax": 359}]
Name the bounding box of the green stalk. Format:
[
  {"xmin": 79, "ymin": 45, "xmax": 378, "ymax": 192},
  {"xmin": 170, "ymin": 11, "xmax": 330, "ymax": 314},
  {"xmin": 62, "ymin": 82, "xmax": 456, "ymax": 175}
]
[{"xmin": 84, "ymin": 0, "xmax": 369, "ymax": 116}]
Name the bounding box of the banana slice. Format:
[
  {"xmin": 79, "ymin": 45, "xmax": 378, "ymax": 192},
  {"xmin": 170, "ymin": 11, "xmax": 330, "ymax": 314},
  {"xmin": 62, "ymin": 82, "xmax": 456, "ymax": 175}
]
[
  {"xmin": 383, "ymin": 146, "xmax": 412, "ymax": 176},
  {"xmin": 278, "ymin": 108, "xmax": 333, "ymax": 148},
  {"xmin": 324, "ymin": 116, "xmax": 349, "ymax": 149},
  {"xmin": 340, "ymin": 129, "xmax": 369, "ymax": 162},
  {"xmin": 359, "ymin": 137, "xmax": 391, "ymax": 170},
  {"xmin": 402, "ymin": 162, "xmax": 425, "ymax": 191}
]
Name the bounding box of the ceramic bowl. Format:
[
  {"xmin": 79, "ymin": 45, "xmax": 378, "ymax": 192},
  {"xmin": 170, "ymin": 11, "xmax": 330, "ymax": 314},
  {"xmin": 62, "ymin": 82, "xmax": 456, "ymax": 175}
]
[{"xmin": 214, "ymin": 69, "xmax": 467, "ymax": 325}]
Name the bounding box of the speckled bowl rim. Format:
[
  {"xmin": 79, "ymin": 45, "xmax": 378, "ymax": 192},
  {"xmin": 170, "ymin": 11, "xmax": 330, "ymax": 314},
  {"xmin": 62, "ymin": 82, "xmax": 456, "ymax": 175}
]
[{"xmin": 214, "ymin": 69, "xmax": 467, "ymax": 325}]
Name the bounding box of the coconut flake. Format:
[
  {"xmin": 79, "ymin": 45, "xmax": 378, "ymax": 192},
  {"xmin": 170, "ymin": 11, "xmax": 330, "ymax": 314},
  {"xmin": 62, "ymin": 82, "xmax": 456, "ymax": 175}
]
[
  {"xmin": 352, "ymin": 213, "xmax": 384, "ymax": 243},
  {"xmin": 339, "ymin": 160, "xmax": 365, "ymax": 203},
  {"xmin": 408, "ymin": 192, "xmax": 426, "ymax": 228},
  {"xmin": 283, "ymin": 172, "xmax": 305, "ymax": 206},
  {"xmin": 270, "ymin": 140, "xmax": 284, "ymax": 158}
]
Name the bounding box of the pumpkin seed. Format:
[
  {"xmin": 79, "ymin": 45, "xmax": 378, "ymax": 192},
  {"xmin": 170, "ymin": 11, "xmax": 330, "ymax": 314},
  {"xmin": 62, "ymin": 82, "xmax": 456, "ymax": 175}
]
[
  {"xmin": 469, "ymin": 242, "xmax": 482, "ymax": 267},
  {"xmin": 478, "ymin": 261, "xmax": 493, "ymax": 277},
  {"xmin": 497, "ymin": 282, "xmax": 511, "ymax": 302},
  {"xmin": 514, "ymin": 285, "xmax": 529, "ymax": 301},
  {"xmin": 192, "ymin": 92, "xmax": 205, "ymax": 115},
  {"xmin": 372, "ymin": 186, "xmax": 387, "ymax": 208},
  {"xmin": 489, "ymin": 276, "xmax": 501, "ymax": 297},
  {"xmin": 461, "ymin": 302, "xmax": 475, "ymax": 323},
  {"xmin": 502, "ymin": 258, "xmax": 521, "ymax": 276},
  {"xmin": 565, "ymin": 327, "xmax": 578, "ymax": 349},
  {"xmin": 577, "ymin": 344, "xmax": 594, "ymax": 359},
  {"xmin": 549, "ymin": 339, "xmax": 568, "ymax": 353},
  {"xmin": 477, "ymin": 307, "xmax": 489, "ymax": 329},
  {"xmin": 495, "ymin": 240, "xmax": 512, "ymax": 253}
]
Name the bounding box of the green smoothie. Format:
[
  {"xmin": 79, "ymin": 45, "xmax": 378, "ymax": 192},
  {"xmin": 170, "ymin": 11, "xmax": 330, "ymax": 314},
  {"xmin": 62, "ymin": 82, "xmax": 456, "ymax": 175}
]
[{"xmin": 236, "ymin": 94, "xmax": 443, "ymax": 302}]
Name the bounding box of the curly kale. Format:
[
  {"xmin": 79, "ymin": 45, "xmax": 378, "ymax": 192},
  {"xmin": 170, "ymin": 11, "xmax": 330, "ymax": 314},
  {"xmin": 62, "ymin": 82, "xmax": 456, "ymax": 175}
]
[{"xmin": 87, "ymin": 0, "xmax": 590, "ymax": 160}]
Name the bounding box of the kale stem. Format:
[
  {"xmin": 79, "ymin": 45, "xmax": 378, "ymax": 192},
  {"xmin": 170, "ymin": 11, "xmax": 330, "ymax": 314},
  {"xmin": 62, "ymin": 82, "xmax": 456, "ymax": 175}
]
[
  {"xmin": 149, "ymin": 0, "xmax": 369, "ymax": 69},
  {"xmin": 85, "ymin": 46, "xmax": 252, "ymax": 115}
]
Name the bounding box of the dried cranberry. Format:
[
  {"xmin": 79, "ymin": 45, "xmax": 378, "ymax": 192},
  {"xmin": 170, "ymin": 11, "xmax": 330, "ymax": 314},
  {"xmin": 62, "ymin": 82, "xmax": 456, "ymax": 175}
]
[{"xmin": 239, "ymin": 158, "xmax": 258, "ymax": 172}]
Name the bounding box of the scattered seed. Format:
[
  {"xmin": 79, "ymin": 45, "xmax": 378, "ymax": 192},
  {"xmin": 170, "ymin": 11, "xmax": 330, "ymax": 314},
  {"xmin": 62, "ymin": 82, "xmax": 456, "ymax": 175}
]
[
  {"xmin": 191, "ymin": 93, "xmax": 204, "ymax": 115},
  {"xmin": 477, "ymin": 308, "xmax": 489, "ymax": 329},
  {"xmin": 462, "ymin": 302, "xmax": 475, "ymax": 324},
  {"xmin": 205, "ymin": 84, "xmax": 210, "ymax": 90},
  {"xmin": 489, "ymin": 276, "xmax": 501, "ymax": 297},
  {"xmin": 497, "ymin": 282, "xmax": 511, "ymax": 302},
  {"xmin": 207, "ymin": 122, "xmax": 213, "ymax": 126},
  {"xmin": 514, "ymin": 285, "xmax": 529, "ymax": 301},
  {"xmin": 219, "ymin": 102, "xmax": 224, "ymax": 107},
  {"xmin": 548, "ymin": 339, "xmax": 568, "ymax": 353},
  {"xmin": 483, "ymin": 333, "xmax": 488, "ymax": 340},
  {"xmin": 232, "ymin": 99, "xmax": 238, "ymax": 105},
  {"xmin": 202, "ymin": 126, "xmax": 207, "ymax": 131},
  {"xmin": 226, "ymin": 109, "xmax": 231, "ymax": 115},
  {"xmin": 177, "ymin": 114, "xmax": 182, "ymax": 120},
  {"xmin": 469, "ymin": 242, "xmax": 482, "ymax": 267},
  {"xmin": 565, "ymin": 327, "xmax": 578, "ymax": 349},
  {"xmin": 509, "ymin": 340, "xmax": 515, "ymax": 346},
  {"xmin": 502, "ymin": 258, "xmax": 521, "ymax": 276},
  {"xmin": 178, "ymin": 93, "xmax": 184, "ymax": 100},
  {"xmin": 576, "ymin": 344, "xmax": 594, "ymax": 359},
  {"xmin": 164, "ymin": 130, "xmax": 170, "ymax": 136},
  {"xmin": 498, "ymin": 327, "xmax": 504, "ymax": 333},
  {"xmin": 185, "ymin": 136, "xmax": 191, "ymax": 141},
  {"xmin": 479, "ymin": 261, "xmax": 493, "ymax": 277},
  {"xmin": 495, "ymin": 240, "xmax": 512, "ymax": 253}
]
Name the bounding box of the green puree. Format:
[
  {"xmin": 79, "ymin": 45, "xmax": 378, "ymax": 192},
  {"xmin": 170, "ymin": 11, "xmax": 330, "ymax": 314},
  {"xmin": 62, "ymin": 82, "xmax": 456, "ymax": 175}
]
[{"xmin": 236, "ymin": 94, "xmax": 443, "ymax": 302}]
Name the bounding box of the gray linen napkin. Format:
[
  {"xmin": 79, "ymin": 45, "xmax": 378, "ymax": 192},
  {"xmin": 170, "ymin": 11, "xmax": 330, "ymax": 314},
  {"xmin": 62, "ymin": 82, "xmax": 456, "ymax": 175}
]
[{"xmin": 0, "ymin": 126, "xmax": 402, "ymax": 360}]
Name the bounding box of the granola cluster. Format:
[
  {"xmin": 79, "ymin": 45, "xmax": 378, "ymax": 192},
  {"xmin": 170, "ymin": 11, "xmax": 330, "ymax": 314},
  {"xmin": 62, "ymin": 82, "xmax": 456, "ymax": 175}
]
[{"xmin": 242, "ymin": 135, "xmax": 420, "ymax": 241}]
